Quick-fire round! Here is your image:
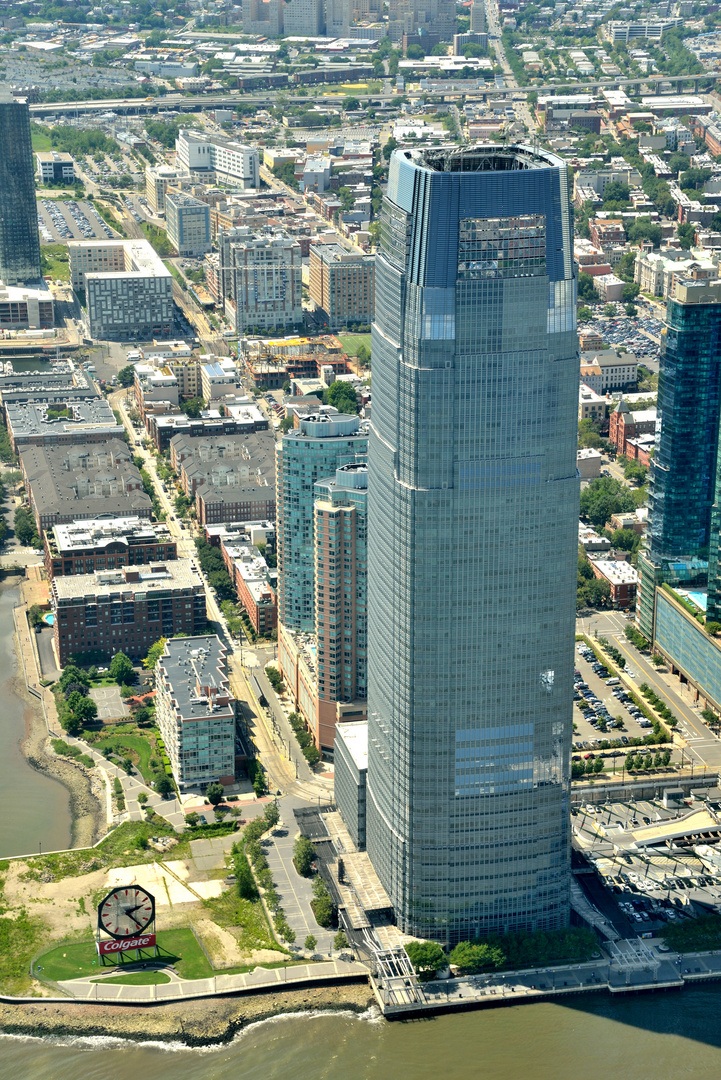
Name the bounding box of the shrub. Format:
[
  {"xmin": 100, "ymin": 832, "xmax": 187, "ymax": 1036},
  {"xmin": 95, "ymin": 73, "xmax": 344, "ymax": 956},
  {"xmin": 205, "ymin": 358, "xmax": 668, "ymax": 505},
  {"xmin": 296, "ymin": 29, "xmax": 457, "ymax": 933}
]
[
  {"xmin": 449, "ymin": 941, "xmax": 505, "ymax": 974},
  {"xmin": 233, "ymin": 844, "xmax": 258, "ymax": 901},
  {"xmin": 311, "ymin": 875, "xmax": 333, "ymax": 928},
  {"xmin": 293, "ymin": 835, "xmax": 316, "ymax": 877}
]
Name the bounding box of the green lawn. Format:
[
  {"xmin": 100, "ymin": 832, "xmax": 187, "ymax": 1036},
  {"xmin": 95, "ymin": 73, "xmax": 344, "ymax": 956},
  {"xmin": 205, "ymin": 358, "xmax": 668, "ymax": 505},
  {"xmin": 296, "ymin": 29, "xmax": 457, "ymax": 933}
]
[
  {"xmin": 338, "ymin": 333, "xmax": 371, "ymax": 357},
  {"xmin": 91, "ymin": 970, "xmax": 171, "ymax": 986},
  {"xmin": 93, "ymin": 733, "xmax": 156, "ymax": 784},
  {"xmin": 31, "ymin": 125, "xmax": 53, "ymax": 151},
  {"xmin": 40, "ymin": 244, "xmax": 70, "ymax": 281},
  {"xmin": 36, "ymin": 928, "xmax": 211, "ymax": 982}
]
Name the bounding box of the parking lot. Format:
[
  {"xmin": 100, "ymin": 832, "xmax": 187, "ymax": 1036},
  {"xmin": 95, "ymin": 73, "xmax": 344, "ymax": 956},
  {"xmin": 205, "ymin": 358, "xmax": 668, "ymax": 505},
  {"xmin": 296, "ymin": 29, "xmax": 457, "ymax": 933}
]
[
  {"xmin": 574, "ymin": 796, "xmax": 721, "ymax": 936},
  {"xmin": 37, "ymin": 198, "xmax": 114, "ymax": 245},
  {"xmin": 582, "ymin": 311, "xmax": 662, "ymax": 365}
]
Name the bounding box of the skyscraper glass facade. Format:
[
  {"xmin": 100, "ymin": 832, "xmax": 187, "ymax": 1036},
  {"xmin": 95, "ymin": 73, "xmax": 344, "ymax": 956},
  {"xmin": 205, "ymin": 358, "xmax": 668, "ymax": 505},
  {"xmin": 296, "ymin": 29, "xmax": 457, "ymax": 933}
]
[
  {"xmin": 366, "ymin": 146, "xmax": 579, "ymax": 944},
  {"xmin": 0, "ymin": 94, "xmax": 42, "ymax": 285},
  {"xmin": 638, "ymin": 280, "xmax": 721, "ymax": 636},
  {"xmin": 276, "ymin": 414, "xmax": 367, "ymax": 632}
]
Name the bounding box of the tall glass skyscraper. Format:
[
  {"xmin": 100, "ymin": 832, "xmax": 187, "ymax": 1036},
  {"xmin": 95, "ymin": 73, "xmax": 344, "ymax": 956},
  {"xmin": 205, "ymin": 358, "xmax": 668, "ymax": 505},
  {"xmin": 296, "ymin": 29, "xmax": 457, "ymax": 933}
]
[
  {"xmin": 0, "ymin": 92, "xmax": 42, "ymax": 285},
  {"xmin": 366, "ymin": 146, "xmax": 579, "ymax": 944},
  {"xmin": 638, "ymin": 279, "xmax": 721, "ymax": 636}
]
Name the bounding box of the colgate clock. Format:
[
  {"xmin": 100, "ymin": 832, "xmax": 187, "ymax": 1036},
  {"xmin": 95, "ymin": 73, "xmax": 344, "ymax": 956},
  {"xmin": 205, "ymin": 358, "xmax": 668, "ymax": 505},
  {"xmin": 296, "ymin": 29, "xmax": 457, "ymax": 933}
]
[{"xmin": 97, "ymin": 886, "xmax": 155, "ymax": 939}]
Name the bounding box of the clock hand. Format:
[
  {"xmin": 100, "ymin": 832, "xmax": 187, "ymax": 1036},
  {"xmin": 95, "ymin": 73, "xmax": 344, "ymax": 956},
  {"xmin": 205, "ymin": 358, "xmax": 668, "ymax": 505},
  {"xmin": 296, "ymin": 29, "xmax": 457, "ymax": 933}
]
[{"xmin": 122, "ymin": 904, "xmax": 145, "ymax": 915}]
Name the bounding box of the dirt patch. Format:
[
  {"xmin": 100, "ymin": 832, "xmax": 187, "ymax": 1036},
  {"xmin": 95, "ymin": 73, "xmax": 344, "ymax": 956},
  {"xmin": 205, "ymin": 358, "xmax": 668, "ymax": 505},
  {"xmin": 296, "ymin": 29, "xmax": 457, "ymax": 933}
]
[{"xmin": 194, "ymin": 919, "xmax": 247, "ymax": 966}]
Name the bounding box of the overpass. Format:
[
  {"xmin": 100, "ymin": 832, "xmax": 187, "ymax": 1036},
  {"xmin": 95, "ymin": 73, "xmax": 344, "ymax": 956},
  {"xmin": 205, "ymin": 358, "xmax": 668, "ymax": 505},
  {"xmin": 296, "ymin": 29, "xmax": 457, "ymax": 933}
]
[{"xmin": 26, "ymin": 71, "xmax": 721, "ymax": 118}]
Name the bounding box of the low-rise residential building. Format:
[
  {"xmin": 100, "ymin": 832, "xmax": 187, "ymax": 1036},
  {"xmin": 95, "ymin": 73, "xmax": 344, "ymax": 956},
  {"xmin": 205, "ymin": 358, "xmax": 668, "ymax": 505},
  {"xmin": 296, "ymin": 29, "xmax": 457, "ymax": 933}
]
[
  {"xmin": 200, "ymin": 359, "xmax": 240, "ymax": 401},
  {"xmin": 165, "ymin": 192, "xmax": 211, "ymax": 257},
  {"xmin": 51, "ymin": 558, "xmax": 207, "ymax": 665},
  {"xmin": 7, "ymin": 396, "xmax": 123, "ymax": 452},
  {"xmin": 155, "ymin": 635, "xmax": 236, "ymax": 791},
  {"xmin": 579, "ymin": 383, "xmax": 608, "ymax": 423},
  {"xmin": 580, "ymin": 349, "xmax": 638, "ymax": 392},
  {"xmin": 44, "ymin": 516, "xmax": 176, "ymax": 579},
  {"xmin": 221, "ymin": 538, "xmax": 276, "ymax": 635},
  {"xmin": 589, "ymin": 557, "xmax": 639, "ymax": 607},
  {"xmin": 593, "ymin": 273, "xmax": 624, "ymax": 302},
  {"xmin": 170, "ymin": 429, "xmax": 276, "ymax": 525},
  {"xmin": 20, "ymin": 441, "xmax": 151, "ymax": 536},
  {"xmin": 577, "ymin": 447, "xmax": 603, "ymax": 479},
  {"xmin": 609, "ymin": 398, "xmax": 657, "ymax": 456},
  {"xmin": 308, "ymin": 244, "xmax": 375, "ymax": 330}
]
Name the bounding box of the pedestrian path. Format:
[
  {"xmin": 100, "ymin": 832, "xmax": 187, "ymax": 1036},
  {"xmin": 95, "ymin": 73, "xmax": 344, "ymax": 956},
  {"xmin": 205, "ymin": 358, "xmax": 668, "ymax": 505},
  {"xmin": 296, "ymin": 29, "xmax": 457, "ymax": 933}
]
[{"xmin": 58, "ymin": 958, "xmax": 368, "ymax": 1002}]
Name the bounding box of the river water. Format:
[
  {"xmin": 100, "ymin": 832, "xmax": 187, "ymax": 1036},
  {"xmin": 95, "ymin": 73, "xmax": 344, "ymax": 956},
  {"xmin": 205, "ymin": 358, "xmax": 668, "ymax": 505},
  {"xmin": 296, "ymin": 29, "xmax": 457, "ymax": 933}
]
[
  {"xmin": 4, "ymin": 987, "xmax": 721, "ymax": 1079},
  {"xmin": 0, "ymin": 579, "xmax": 72, "ymax": 858}
]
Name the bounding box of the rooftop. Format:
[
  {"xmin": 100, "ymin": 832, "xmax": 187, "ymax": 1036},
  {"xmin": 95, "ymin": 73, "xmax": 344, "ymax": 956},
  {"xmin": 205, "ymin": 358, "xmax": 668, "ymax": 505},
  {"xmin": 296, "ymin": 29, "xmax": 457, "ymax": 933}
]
[
  {"xmin": 7, "ymin": 398, "xmax": 122, "ymax": 444},
  {"xmin": 410, "ymin": 143, "xmax": 565, "ymax": 174},
  {"xmin": 157, "ymin": 634, "xmax": 234, "ymax": 723},
  {"xmin": 590, "ymin": 559, "xmax": 639, "ymax": 585},
  {"xmin": 50, "ymin": 516, "xmax": 173, "ymax": 555},
  {"xmin": 337, "ymin": 719, "xmax": 368, "ymax": 771},
  {"xmin": 52, "ymin": 557, "xmax": 204, "ymax": 602}
]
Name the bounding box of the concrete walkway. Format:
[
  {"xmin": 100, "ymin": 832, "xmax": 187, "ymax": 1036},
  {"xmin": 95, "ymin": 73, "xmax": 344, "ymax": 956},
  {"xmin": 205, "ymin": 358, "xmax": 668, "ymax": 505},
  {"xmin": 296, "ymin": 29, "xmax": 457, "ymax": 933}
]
[{"xmin": 58, "ymin": 958, "xmax": 368, "ymax": 1002}]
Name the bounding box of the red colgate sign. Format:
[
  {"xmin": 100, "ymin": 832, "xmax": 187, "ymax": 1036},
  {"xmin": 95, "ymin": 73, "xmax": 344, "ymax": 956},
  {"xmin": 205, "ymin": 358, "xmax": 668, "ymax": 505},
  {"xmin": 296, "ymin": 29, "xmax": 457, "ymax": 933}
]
[{"xmin": 97, "ymin": 934, "xmax": 156, "ymax": 955}]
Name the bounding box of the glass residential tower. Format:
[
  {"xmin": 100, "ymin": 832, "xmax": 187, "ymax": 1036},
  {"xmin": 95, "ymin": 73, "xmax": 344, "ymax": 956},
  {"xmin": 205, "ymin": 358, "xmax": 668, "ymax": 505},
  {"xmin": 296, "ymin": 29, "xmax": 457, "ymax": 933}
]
[{"xmin": 366, "ymin": 146, "xmax": 579, "ymax": 944}]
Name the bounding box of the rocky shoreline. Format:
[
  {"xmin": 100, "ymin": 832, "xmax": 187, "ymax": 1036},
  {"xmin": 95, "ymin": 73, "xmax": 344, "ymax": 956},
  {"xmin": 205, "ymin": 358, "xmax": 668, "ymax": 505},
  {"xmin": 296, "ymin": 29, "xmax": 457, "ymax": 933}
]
[
  {"xmin": 14, "ymin": 657, "xmax": 104, "ymax": 851},
  {"xmin": 0, "ymin": 984, "xmax": 377, "ymax": 1046}
]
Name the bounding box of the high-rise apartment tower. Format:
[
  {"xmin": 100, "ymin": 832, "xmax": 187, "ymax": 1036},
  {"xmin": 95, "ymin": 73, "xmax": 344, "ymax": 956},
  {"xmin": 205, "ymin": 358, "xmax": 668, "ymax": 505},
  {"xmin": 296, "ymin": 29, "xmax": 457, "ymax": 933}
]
[
  {"xmin": 0, "ymin": 92, "xmax": 43, "ymax": 285},
  {"xmin": 365, "ymin": 145, "xmax": 579, "ymax": 944}
]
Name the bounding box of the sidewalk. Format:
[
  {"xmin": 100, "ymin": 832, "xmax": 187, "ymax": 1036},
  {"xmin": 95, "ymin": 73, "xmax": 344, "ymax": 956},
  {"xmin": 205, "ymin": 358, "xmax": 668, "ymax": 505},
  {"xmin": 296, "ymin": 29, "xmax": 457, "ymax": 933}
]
[{"xmin": 57, "ymin": 958, "xmax": 368, "ymax": 1002}]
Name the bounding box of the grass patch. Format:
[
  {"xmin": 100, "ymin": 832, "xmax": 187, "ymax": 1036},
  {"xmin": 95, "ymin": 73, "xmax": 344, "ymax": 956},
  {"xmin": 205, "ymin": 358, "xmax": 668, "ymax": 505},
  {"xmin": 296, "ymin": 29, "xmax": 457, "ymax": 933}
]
[
  {"xmin": 18, "ymin": 820, "xmax": 184, "ymax": 884},
  {"xmin": 201, "ymin": 887, "xmax": 281, "ymax": 955},
  {"xmin": 338, "ymin": 333, "xmax": 371, "ymax": 357},
  {"xmin": 91, "ymin": 733, "xmax": 156, "ymax": 784},
  {"xmin": 40, "ymin": 243, "xmax": 70, "ymax": 281},
  {"xmin": 0, "ymin": 910, "xmax": 47, "ymax": 995},
  {"xmin": 31, "ymin": 124, "xmax": 53, "ymax": 151},
  {"xmin": 164, "ymin": 260, "xmax": 187, "ymax": 290},
  {"xmin": 91, "ymin": 970, "xmax": 171, "ymax": 985},
  {"xmin": 36, "ymin": 930, "xmax": 210, "ymax": 982},
  {"xmin": 661, "ymin": 913, "xmax": 721, "ymax": 952}
]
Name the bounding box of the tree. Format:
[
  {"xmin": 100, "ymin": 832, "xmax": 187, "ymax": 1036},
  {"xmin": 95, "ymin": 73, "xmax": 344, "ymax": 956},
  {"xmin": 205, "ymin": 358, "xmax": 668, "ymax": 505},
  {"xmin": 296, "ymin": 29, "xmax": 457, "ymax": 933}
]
[
  {"xmin": 449, "ymin": 941, "xmax": 505, "ymax": 974},
  {"xmin": 185, "ymin": 811, "xmax": 200, "ymax": 826},
  {"xmin": 706, "ymin": 622, "xmax": 721, "ymax": 636},
  {"xmin": 206, "ymin": 780, "xmax": 225, "ymax": 805},
  {"xmin": 326, "ymin": 381, "xmax": 358, "ymax": 414},
  {"xmin": 342, "ymin": 96, "xmax": 360, "ymax": 111},
  {"xmin": 117, "ymin": 364, "xmax": 135, "ymax": 387},
  {"xmin": 109, "ymin": 651, "xmax": 135, "ymax": 685},
  {"xmin": 406, "ymin": 43, "xmax": 425, "ymax": 59},
  {"xmin": 66, "ymin": 692, "xmax": 98, "ymax": 723},
  {"xmin": 180, "ymin": 397, "xmax": 204, "ymax": 418},
  {"xmin": 580, "ymin": 477, "xmax": 636, "ymax": 530},
  {"xmin": 293, "ymin": 835, "xmax": 316, "ymax": 877},
  {"xmin": 602, "ymin": 180, "xmax": 630, "ymax": 205},
  {"xmin": 279, "ymin": 417, "xmax": 294, "ymax": 433},
  {"xmin": 593, "ymin": 756, "xmax": 604, "ymax": 773},
  {"xmin": 625, "ymin": 304, "xmax": 637, "ymax": 317},
  {"xmin": 677, "ymin": 222, "xmax": 696, "ymax": 250},
  {"xmin": 235, "ymin": 847, "xmax": 258, "ymax": 901},
  {"xmin": 28, "ymin": 605, "xmax": 44, "ymax": 628},
  {"xmin": 383, "ymin": 136, "xmax": 398, "ymax": 161},
  {"xmin": 264, "ymin": 800, "xmax": 280, "ymax": 828},
  {"xmin": 59, "ymin": 665, "xmax": 90, "ymax": 694},
  {"xmin": 577, "ymin": 272, "xmax": 597, "ymax": 302},
  {"xmin": 405, "ymin": 940, "xmax": 446, "ymax": 979},
  {"xmin": 578, "ymin": 306, "xmax": 593, "ymax": 323},
  {"xmin": 334, "ymin": 929, "xmax": 349, "ymax": 950},
  {"xmin": 144, "ymin": 637, "xmax": 167, "ymax": 670},
  {"xmin": 14, "ymin": 507, "xmax": 39, "ymax": 547},
  {"xmin": 155, "ymin": 773, "xmax": 173, "ymax": 797},
  {"xmin": 134, "ymin": 705, "xmax": 153, "ymax": 726},
  {"xmin": 602, "ymin": 303, "xmax": 615, "ymax": 317},
  {"xmin": 304, "ymin": 934, "xmax": 317, "ymax": 951},
  {"xmin": 628, "ymin": 218, "xmax": 662, "ymax": 248},
  {"xmin": 621, "ymin": 282, "xmax": 640, "ymax": 303},
  {"xmin": 611, "ymin": 528, "xmax": 639, "ymax": 553}
]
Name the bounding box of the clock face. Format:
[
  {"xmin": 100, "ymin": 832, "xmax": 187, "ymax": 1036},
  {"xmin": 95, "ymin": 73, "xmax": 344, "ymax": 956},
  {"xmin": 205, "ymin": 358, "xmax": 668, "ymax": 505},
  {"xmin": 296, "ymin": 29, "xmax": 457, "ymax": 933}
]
[{"xmin": 98, "ymin": 886, "xmax": 155, "ymax": 939}]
